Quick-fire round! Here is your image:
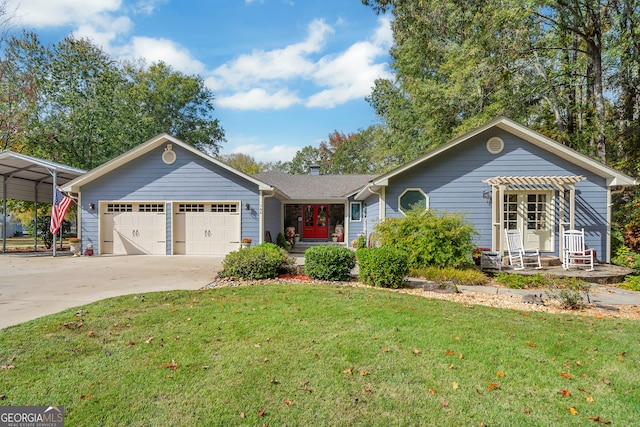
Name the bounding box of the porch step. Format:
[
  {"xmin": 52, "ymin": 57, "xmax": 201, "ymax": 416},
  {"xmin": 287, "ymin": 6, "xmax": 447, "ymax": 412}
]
[{"xmin": 290, "ymin": 241, "xmax": 348, "ymax": 254}]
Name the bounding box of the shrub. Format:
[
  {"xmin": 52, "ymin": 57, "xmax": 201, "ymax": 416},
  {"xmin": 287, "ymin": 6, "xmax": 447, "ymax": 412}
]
[
  {"xmin": 374, "ymin": 208, "xmax": 477, "ymax": 269},
  {"xmin": 357, "ymin": 247, "xmax": 409, "ymax": 288},
  {"xmin": 620, "ymin": 275, "xmax": 640, "ymax": 292},
  {"xmin": 612, "ymin": 245, "xmax": 640, "ymax": 274},
  {"xmin": 219, "ymin": 243, "xmax": 293, "ymax": 280},
  {"xmin": 304, "ymin": 245, "xmax": 356, "ymax": 281},
  {"xmin": 493, "ymin": 273, "xmax": 550, "ymax": 289},
  {"xmin": 276, "ymin": 232, "xmax": 288, "ymax": 249},
  {"xmin": 494, "ymin": 273, "xmax": 591, "ymax": 309},
  {"xmin": 411, "ymin": 266, "xmax": 488, "ymax": 286},
  {"xmin": 357, "ymin": 234, "xmax": 367, "ymax": 249},
  {"xmin": 546, "ymin": 276, "xmax": 591, "ymax": 310}
]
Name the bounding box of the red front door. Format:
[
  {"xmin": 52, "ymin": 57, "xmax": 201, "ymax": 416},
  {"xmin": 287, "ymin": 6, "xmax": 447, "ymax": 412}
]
[{"xmin": 303, "ymin": 204, "xmax": 329, "ymax": 239}]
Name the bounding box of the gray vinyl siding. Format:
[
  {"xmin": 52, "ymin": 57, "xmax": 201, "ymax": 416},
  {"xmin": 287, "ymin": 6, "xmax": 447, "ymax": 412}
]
[
  {"xmin": 262, "ymin": 195, "xmax": 283, "ymax": 243},
  {"xmin": 362, "ymin": 193, "xmax": 380, "ymax": 244},
  {"xmin": 78, "ymin": 144, "xmax": 261, "ymax": 254},
  {"xmin": 346, "ymin": 196, "xmax": 363, "ymax": 243},
  {"xmin": 384, "ymin": 129, "xmax": 610, "ymax": 258}
]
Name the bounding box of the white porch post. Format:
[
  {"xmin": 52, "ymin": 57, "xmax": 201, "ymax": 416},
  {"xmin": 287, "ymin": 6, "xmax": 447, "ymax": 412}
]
[{"xmin": 568, "ymin": 184, "xmax": 576, "ymax": 229}]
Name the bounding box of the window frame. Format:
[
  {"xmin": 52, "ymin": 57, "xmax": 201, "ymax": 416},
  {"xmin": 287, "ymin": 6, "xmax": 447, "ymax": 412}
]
[{"xmin": 398, "ymin": 188, "xmax": 429, "ymax": 215}]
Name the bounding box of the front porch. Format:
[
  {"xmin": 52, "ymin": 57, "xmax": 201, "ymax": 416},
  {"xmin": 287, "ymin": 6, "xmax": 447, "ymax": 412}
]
[{"xmin": 484, "ymin": 255, "xmax": 632, "ymax": 284}]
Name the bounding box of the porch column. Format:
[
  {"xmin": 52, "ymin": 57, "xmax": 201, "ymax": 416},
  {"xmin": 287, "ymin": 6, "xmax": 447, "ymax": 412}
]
[
  {"xmin": 568, "ymin": 184, "xmax": 576, "ymax": 229},
  {"xmin": 496, "ymin": 185, "xmax": 505, "ymax": 252}
]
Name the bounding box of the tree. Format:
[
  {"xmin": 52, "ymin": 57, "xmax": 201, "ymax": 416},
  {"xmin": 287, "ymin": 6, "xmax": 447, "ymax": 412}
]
[
  {"xmin": 282, "ymin": 146, "xmax": 323, "ymax": 174},
  {"xmin": 1, "ymin": 34, "xmax": 225, "ymax": 169},
  {"xmin": 218, "ymin": 152, "xmax": 265, "ymax": 175},
  {"xmin": 124, "ymin": 61, "xmax": 225, "ymax": 155}
]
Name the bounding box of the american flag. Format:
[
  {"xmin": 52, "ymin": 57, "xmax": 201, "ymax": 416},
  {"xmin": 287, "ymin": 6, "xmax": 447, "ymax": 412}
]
[{"xmin": 50, "ymin": 188, "xmax": 72, "ymax": 234}]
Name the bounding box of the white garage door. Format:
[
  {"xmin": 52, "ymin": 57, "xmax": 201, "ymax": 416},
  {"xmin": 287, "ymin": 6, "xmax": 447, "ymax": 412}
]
[
  {"xmin": 101, "ymin": 202, "xmax": 166, "ymax": 255},
  {"xmin": 173, "ymin": 202, "xmax": 240, "ymax": 255}
]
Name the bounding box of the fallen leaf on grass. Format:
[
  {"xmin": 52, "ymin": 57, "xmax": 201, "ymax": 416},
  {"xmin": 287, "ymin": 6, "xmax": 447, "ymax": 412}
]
[
  {"xmin": 343, "ymin": 367, "xmax": 353, "ymax": 375},
  {"xmin": 452, "ymin": 382, "xmax": 459, "ymax": 390},
  {"xmin": 428, "ymin": 388, "xmax": 437, "ymax": 394},
  {"xmin": 561, "ymin": 372, "xmax": 572, "ymax": 379},
  {"xmin": 579, "ymin": 388, "xmax": 590, "ymax": 393},
  {"xmin": 80, "ymin": 395, "xmax": 92, "ymax": 400},
  {"xmin": 239, "ymin": 413, "xmax": 245, "ymax": 419},
  {"xmin": 364, "ymin": 386, "xmax": 372, "ymax": 393},
  {"xmin": 258, "ymin": 410, "xmax": 265, "ymax": 417},
  {"xmin": 619, "ymin": 352, "xmax": 626, "ymax": 361},
  {"xmin": 526, "ymin": 342, "xmax": 536, "ymax": 347},
  {"xmin": 0, "ymin": 365, "xmax": 15, "ymax": 370},
  {"xmin": 413, "ymin": 348, "xmax": 421, "ymax": 355},
  {"xmin": 586, "ymin": 396, "xmax": 595, "ymax": 402},
  {"xmin": 360, "ymin": 371, "xmax": 369, "ymax": 376},
  {"xmin": 254, "ymin": 343, "xmax": 261, "ymax": 348},
  {"xmin": 126, "ymin": 341, "xmax": 136, "ymax": 346},
  {"xmin": 522, "ymin": 408, "xmax": 531, "ymax": 414},
  {"xmin": 164, "ymin": 359, "xmax": 178, "ymax": 371},
  {"xmin": 558, "ymin": 390, "xmax": 571, "ymax": 396},
  {"xmin": 487, "ymin": 383, "xmax": 500, "ymax": 391},
  {"xmin": 284, "ymin": 399, "xmax": 292, "ymax": 406},
  {"xmin": 444, "ymin": 350, "xmax": 455, "ymax": 356},
  {"xmin": 441, "ymin": 401, "xmax": 449, "ymax": 407},
  {"xmin": 568, "ymin": 406, "xmax": 578, "ymax": 415},
  {"xmin": 601, "ymin": 377, "xmax": 612, "ymax": 385},
  {"xmin": 575, "ymin": 360, "xmax": 582, "ymax": 366},
  {"xmin": 496, "ymin": 371, "xmax": 505, "ymax": 377}
]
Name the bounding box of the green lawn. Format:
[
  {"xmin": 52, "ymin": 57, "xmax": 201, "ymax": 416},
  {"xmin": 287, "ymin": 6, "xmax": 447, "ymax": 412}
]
[{"xmin": 1, "ymin": 284, "xmax": 637, "ymax": 426}]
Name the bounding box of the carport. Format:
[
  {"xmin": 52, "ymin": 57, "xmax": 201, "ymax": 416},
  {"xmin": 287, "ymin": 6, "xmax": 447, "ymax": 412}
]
[{"xmin": 0, "ymin": 151, "xmax": 86, "ymax": 255}]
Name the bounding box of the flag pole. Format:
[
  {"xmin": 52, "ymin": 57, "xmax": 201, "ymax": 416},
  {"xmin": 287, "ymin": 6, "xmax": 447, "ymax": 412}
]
[{"xmin": 52, "ymin": 171, "xmax": 57, "ymax": 257}]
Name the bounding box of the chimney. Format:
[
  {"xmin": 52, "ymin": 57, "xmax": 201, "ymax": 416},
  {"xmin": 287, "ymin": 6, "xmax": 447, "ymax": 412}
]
[{"xmin": 309, "ymin": 164, "xmax": 320, "ymax": 176}]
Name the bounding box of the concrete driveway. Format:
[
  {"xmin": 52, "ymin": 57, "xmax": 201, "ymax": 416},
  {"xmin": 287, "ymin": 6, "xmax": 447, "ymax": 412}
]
[{"xmin": 0, "ymin": 254, "xmax": 222, "ymax": 329}]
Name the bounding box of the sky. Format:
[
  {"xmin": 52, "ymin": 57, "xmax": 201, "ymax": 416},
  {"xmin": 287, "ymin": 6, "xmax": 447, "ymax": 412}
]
[{"xmin": 6, "ymin": 0, "xmax": 394, "ymax": 163}]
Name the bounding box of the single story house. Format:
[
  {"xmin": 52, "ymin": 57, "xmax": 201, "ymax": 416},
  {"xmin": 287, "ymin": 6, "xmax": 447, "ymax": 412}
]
[{"xmin": 62, "ymin": 117, "xmax": 637, "ymax": 262}]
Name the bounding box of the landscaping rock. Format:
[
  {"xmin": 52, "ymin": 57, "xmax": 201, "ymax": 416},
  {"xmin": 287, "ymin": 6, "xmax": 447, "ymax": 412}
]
[
  {"xmin": 423, "ymin": 281, "xmax": 460, "ymax": 294},
  {"xmin": 521, "ymin": 293, "xmax": 545, "ymax": 305}
]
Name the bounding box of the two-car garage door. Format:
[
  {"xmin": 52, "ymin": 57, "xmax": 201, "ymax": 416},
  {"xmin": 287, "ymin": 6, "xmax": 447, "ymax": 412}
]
[{"xmin": 100, "ymin": 201, "xmax": 240, "ymax": 255}]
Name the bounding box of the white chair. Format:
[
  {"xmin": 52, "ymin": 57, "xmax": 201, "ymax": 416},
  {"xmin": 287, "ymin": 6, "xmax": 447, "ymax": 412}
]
[
  {"xmin": 504, "ymin": 229, "xmax": 542, "ymax": 270},
  {"xmin": 562, "ymin": 229, "xmax": 595, "ymax": 271}
]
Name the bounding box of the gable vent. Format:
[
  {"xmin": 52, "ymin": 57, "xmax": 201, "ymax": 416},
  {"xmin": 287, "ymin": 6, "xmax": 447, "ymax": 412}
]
[{"xmin": 486, "ymin": 137, "xmax": 504, "ymax": 154}]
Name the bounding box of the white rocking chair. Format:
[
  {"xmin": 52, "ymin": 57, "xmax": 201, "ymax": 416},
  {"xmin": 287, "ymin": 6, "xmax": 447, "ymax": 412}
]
[
  {"xmin": 504, "ymin": 229, "xmax": 542, "ymax": 270},
  {"xmin": 562, "ymin": 228, "xmax": 595, "ymax": 271}
]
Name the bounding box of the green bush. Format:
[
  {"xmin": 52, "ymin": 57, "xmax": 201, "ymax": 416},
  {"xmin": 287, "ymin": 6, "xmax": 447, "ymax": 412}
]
[
  {"xmin": 374, "ymin": 208, "xmax": 477, "ymax": 269},
  {"xmin": 357, "ymin": 247, "xmax": 409, "ymax": 288},
  {"xmin": 304, "ymin": 245, "xmax": 356, "ymax": 281},
  {"xmin": 612, "ymin": 245, "xmax": 640, "ymax": 273},
  {"xmin": 411, "ymin": 266, "xmax": 488, "ymax": 286},
  {"xmin": 219, "ymin": 243, "xmax": 293, "ymax": 280},
  {"xmin": 620, "ymin": 275, "xmax": 640, "ymax": 292},
  {"xmin": 357, "ymin": 234, "xmax": 367, "ymax": 249},
  {"xmin": 493, "ymin": 273, "xmax": 550, "ymax": 289}
]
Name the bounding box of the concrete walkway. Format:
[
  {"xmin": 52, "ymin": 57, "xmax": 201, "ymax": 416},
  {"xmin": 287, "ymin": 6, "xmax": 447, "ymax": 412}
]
[{"xmin": 0, "ymin": 253, "xmax": 222, "ymax": 329}]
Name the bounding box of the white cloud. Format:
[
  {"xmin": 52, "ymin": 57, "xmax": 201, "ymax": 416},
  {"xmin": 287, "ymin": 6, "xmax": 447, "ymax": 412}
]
[
  {"xmin": 211, "ymin": 16, "xmax": 392, "ymax": 110},
  {"xmin": 8, "ymin": 0, "xmax": 122, "ymax": 27},
  {"xmin": 114, "ymin": 36, "xmax": 206, "ymax": 75},
  {"xmin": 225, "ymin": 143, "xmax": 302, "ymax": 163},
  {"xmin": 216, "ymin": 88, "xmax": 302, "ymax": 110},
  {"xmin": 208, "ymin": 18, "xmax": 332, "ymax": 92}
]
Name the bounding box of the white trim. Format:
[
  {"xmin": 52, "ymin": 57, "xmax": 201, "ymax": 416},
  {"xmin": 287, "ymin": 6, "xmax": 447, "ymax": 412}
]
[
  {"xmin": 61, "ymin": 133, "xmax": 273, "ymax": 193},
  {"xmin": 366, "ymin": 117, "xmax": 636, "ymax": 191},
  {"xmin": 350, "ymin": 202, "xmax": 362, "ymax": 222}
]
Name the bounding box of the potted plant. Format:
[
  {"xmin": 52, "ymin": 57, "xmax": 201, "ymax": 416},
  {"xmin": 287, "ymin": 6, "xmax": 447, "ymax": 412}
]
[
  {"xmin": 294, "ymin": 233, "xmax": 300, "ymax": 243},
  {"xmin": 241, "ymin": 237, "xmax": 252, "ymax": 248},
  {"xmin": 69, "ymin": 237, "xmax": 82, "ymax": 256}
]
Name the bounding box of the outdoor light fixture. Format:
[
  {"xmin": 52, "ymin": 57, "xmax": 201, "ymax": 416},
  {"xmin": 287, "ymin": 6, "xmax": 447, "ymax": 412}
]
[
  {"xmin": 88, "ymin": 203, "xmax": 95, "ymax": 211},
  {"xmin": 245, "ymin": 203, "xmax": 250, "ymax": 211},
  {"xmin": 482, "ymin": 190, "xmax": 491, "ymax": 201}
]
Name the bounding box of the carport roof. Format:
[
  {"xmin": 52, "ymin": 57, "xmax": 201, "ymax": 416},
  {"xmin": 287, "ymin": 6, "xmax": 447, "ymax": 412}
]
[{"xmin": 0, "ymin": 151, "xmax": 86, "ymax": 203}]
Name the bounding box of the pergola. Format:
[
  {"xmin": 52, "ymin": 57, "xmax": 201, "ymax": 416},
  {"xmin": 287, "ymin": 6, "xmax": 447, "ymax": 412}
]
[
  {"xmin": 483, "ymin": 175, "xmax": 586, "ymax": 255},
  {"xmin": 0, "ymin": 151, "xmax": 86, "ymax": 255}
]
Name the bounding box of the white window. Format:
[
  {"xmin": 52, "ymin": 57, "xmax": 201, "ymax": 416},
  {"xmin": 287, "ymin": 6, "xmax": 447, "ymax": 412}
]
[
  {"xmin": 350, "ymin": 202, "xmax": 362, "ymax": 222},
  {"xmin": 399, "ymin": 189, "xmax": 428, "ymax": 214}
]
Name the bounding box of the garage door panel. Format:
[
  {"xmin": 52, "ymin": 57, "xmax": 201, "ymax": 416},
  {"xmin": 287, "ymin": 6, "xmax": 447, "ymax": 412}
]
[
  {"xmin": 101, "ymin": 203, "xmax": 166, "ymax": 255},
  {"xmin": 173, "ymin": 203, "xmax": 240, "ymax": 256}
]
